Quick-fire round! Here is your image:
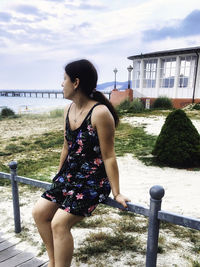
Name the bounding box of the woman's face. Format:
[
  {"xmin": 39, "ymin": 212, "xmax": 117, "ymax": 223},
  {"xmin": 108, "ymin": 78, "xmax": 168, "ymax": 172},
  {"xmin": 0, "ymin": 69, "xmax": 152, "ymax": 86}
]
[{"xmin": 61, "ymin": 73, "xmax": 76, "ymax": 99}]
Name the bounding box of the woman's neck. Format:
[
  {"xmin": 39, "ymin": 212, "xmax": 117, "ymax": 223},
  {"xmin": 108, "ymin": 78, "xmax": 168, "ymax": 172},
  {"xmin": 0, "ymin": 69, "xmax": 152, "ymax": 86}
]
[{"xmin": 72, "ymin": 91, "xmax": 91, "ymax": 110}]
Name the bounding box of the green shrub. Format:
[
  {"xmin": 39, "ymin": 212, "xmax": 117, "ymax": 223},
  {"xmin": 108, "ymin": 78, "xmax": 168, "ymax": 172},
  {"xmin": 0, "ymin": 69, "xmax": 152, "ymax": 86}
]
[
  {"xmin": 152, "ymin": 96, "xmax": 173, "ymax": 109},
  {"xmin": 116, "ymin": 98, "xmax": 144, "ymax": 114},
  {"xmin": 129, "ymin": 98, "xmax": 144, "ymax": 113},
  {"xmin": 152, "ymin": 109, "xmax": 200, "ymax": 168},
  {"xmin": 193, "ymin": 103, "xmax": 200, "ymax": 110},
  {"xmin": 116, "ymin": 99, "xmax": 131, "ymax": 114},
  {"xmin": 1, "ymin": 107, "xmax": 15, "ymax": 117}
]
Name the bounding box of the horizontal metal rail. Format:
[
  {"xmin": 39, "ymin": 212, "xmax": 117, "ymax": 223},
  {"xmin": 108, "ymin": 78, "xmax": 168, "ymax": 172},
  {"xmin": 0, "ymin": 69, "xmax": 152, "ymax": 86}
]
[{"xmin": 158, "ymin": 210, "xmax": 200, "ymax": 231}]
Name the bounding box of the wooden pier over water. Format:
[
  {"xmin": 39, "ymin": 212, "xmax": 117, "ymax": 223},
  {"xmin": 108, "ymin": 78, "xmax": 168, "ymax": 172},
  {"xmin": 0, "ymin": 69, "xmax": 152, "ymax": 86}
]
[
  {"xmin": 0, "ymin": 89, "xmax": 112, "ymax": 99},
  {"xmin": 0, "ymin": 89, "xmax": 64, "ymax": 98}
]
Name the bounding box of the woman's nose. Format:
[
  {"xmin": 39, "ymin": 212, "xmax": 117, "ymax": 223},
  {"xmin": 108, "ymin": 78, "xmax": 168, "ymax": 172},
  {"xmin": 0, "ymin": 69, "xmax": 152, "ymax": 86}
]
[{"xmin": 61, "ymin": 82, "xmax": 64, "ymax": 87}]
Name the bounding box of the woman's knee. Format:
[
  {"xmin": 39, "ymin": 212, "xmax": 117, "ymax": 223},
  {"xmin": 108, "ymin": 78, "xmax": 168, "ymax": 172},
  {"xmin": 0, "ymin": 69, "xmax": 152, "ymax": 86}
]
[
  {"xmin": 51, "ymin": 217, "xmax": 69, "ymax": 238},
  {"xmin": 32, "ymin": 198, "xmax": 58, "ymax": 223},
  {"xmin": 51, "ymin": 209, "xmax": 84, "ymax": 236}
]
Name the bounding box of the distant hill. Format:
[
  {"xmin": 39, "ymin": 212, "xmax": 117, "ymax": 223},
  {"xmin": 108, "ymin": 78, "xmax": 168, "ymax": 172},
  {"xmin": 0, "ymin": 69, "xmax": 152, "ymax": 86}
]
[{"xmin": 97, "ymin": 81, "xmax": 131, "ymax": 91}]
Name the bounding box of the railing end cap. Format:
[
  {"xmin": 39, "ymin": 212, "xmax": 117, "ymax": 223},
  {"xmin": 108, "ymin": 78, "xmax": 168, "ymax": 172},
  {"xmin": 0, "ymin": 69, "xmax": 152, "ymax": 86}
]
[
  {"xmin": 8, "ymin": 161, "xmax": 18, "ymax": 169},
  {"xmin": 150, "ymin": 185, "xmax": 165, "ymax": 200}
]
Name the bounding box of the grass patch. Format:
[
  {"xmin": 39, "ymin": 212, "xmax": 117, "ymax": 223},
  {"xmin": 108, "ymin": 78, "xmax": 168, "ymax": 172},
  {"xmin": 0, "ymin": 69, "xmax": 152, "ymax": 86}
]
[
  {"xmin": 192, "ymin": 261, "xmax": 200, "ymax": 267},
  {"xmin": 49, "ymin": 109, "xmax": 64, "ymax": 118},
  {"xmin": 115, "ymin": 122, "xmax": 156, "ymax": 163},
  {"xmin": 0, "ymin": 130, "xmax": 63, "ymax": 177},
  {"xmin": 76, "ymin": 217, "xmax": 105, "ymax": 228},
  {"xmin": 5, "ymin": 143, "xmax": 25, "ymax": 153},
  {"xmin": 117, "ymin": 218, "xmax": 147, "ymax": 233},
  {"xmin": 37, "ymin": 243, "xmax": 46, "ymax": 257},
  {"xmin": 16, "ymin": 153, "xmax": 60, "ymax": 178},
  {"xmin": 75, "ymin": 230, "xmax": 143, "ymax": 262},
  {"xmin": 160, "ymin": 221, "xmax": 200, "ymax": 254}
]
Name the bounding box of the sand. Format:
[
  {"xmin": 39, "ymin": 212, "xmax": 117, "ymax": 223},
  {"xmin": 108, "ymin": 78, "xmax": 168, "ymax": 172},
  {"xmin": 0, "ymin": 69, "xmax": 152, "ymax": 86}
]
[{"xmin": 120, "ymin": 115, "xmax": 200, "ymax": 219}]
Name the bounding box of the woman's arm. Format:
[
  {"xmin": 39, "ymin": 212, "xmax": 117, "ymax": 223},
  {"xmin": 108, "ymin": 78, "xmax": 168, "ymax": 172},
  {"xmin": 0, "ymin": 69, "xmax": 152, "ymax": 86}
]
[
  {"xmin": 92, "ymin": 105, "xmax": 131, "ymax": 208},
  {"xmin": 57, "ymin": 104, "xmax": 70, "ymax": 172}
]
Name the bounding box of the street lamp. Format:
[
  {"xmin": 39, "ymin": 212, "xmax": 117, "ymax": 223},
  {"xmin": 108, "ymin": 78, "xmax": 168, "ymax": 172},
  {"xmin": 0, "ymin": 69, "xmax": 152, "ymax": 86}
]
[
  {"xmin": 113, "ymin": 68, "xmax": 118, "ymax": 89},
  {"xmin": 127, "ymin": 65, "xmax": 133, "ymax": 89}
]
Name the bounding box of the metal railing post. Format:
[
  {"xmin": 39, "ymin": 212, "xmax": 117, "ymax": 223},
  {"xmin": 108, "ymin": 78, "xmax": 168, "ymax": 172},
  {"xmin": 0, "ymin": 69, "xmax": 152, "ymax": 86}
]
[
  {"xmin": 9, "ymin": 161, "xmax": 21, "ymax": 233},
  {"xmin": 146, "ymin": 185, "xmax": 165, "ymax": 267}
]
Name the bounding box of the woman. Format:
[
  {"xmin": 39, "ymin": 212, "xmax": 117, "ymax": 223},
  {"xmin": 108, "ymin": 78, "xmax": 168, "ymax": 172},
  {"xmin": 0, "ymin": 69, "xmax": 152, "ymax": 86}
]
[{"xmin": 32, "ymin": 59, "xmax": 130, "ymax": 267}]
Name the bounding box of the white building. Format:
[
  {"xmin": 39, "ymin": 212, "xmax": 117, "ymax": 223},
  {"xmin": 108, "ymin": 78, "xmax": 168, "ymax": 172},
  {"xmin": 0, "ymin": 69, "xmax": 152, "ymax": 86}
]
[{"xmin": 128, "ymin": 46, "xmax": 200, "ymax": 108}]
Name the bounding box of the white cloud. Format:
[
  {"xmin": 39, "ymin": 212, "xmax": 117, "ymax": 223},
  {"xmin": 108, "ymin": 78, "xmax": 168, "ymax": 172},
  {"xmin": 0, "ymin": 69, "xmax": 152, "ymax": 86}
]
[{"xmin": 0, "ymin": 0, "xmax": 200, "ymax": 88}]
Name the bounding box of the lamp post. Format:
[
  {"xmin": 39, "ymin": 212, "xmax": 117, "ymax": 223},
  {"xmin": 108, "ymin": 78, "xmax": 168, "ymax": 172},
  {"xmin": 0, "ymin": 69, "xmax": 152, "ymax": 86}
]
[
  {"xmin": 127, "ymin": 65, "xmax": 133, "ymax": 89},
  {"xmin": 113, "ymin": 68, "xmax": 118, "ymax": 89}
]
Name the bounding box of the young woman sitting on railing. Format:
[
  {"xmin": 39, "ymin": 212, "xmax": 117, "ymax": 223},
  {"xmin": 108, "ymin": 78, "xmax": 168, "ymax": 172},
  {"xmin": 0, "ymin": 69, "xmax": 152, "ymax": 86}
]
[{"xmin": 32, "ymin": 59, "xmax": 130, "ymax": 267}]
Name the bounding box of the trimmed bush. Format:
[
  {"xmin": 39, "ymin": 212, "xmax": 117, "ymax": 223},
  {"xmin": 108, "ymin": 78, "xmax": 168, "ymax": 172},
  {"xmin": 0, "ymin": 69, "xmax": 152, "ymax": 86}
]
[
  {"xmin": 152, "ymin": 96, "xmax": 173, "ymax": 109},
  {"xmin": 1, "ymin": 107, "xmax": 15, "ymax": 117},
  {"xmin": 193, "ymin": 103, "xmax": 200, "ymax": 110},
  {"xmin": 152, "ymin": 109, "xmax": 200, "ymax": 168}
]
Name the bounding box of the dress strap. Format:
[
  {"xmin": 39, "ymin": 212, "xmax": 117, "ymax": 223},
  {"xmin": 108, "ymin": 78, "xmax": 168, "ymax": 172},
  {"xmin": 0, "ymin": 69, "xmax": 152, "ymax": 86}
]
[
  {"xmin": 67, "ymin": 102, "xmax": 73, "ymax": 119},
  {"xmin": 85, "ymin": 102, "xmax": 102, "ymax": 120}
]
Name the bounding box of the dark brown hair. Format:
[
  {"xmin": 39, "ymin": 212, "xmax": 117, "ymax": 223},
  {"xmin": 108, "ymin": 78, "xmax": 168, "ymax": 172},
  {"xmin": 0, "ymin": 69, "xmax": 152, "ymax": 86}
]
[{"xmin": 65, "ymin": 59, "xmax": 119, "ymax": 127}]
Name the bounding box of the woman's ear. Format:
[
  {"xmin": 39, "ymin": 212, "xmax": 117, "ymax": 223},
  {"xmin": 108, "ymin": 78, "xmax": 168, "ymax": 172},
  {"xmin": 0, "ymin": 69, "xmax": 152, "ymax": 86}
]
[{"xmin": 74, "ymin": 78, "xmax": 80, "ymax": 90}]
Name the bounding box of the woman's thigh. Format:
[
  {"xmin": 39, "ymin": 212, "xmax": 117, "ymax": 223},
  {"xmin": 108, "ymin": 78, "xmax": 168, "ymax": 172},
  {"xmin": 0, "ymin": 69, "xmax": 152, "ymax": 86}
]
[
  {"xmin": 33, "ymin": 197, "xmax": 59, "ymax": 221},
  {"xmin": 51, "ymin": 209, "xmax": 84, "ymax": 231}
]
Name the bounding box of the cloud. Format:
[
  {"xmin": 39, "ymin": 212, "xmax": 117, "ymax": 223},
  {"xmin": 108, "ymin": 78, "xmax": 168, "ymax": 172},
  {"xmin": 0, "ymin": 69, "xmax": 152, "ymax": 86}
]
[
  {"xmin": 0, "ymin": 21, "xmax": 61, "ymax": 47},
  {"xmin": 65, "ymin": 1, "xmax": 106, "ymax": 11},
  {"xmin": 0, "ymin": 28, "xmax": 13, "ymax": 39},
  {"xmin": 70, "ymin": 22, "xmax": 91, "ymax": 31},
  {"xmin": 142, "ymin": 9, "xmax": 200, "ymax": 41},
  {"xmin": 44, "ymin": 0, "xmax": 65, "ymax": 1},
  {"xmin": 0, "ymin": 12, "xmax": 12, "ymax": 22},
  {"xmin": 14, "ymin": 5, "xmax": 40, "ymax": 16},
  {"xmin": 79, "ymin": 3, "xmax": 106, "ymax": 10}
]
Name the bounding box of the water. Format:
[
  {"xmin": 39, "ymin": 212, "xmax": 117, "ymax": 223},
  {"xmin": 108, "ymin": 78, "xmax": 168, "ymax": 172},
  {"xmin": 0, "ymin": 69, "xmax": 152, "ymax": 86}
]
[
  {"xmin": 0, "ymin": 93, "xmax": 110, "ymax": 114},
  {"xmin": 0, "ymin": 95, "xmax": 71, "ymax": 114}
]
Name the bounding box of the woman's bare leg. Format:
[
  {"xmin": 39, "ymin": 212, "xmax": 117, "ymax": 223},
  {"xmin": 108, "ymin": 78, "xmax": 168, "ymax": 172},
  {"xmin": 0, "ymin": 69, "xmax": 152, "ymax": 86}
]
[
  {"xmin": 51, "ymin": 209, "xmax": 84, "ymax": 267},
  {"xmin": 32, "ymin": 197, "xmax": 59, "ymax": 267}
]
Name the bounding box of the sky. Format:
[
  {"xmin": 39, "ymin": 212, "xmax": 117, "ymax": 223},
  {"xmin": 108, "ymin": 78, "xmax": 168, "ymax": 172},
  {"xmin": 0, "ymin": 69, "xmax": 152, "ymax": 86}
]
[{"xmin": 0, "ymin": 0, "xmax": 200, "ymax": 89}]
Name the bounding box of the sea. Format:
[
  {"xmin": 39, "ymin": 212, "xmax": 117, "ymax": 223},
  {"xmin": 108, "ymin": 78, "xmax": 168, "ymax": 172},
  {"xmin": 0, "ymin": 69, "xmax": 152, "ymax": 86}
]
[
  {"xmin": 0, "ymin": 95, "xmax": 70, "ymax": 114},
  {"xmin": 0, "ymin": 91, "xmax": 110, "ymax": 114}
]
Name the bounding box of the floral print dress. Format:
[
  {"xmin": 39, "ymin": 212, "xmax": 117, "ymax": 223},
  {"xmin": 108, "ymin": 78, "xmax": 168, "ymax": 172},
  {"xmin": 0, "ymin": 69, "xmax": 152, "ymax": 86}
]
[{"xmin": 42, "ymin": 103, "xmax": 111, "ymax": 217}]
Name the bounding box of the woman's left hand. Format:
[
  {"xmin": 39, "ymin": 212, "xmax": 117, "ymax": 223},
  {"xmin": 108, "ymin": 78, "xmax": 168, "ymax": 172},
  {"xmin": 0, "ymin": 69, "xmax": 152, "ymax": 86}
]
[{"xmin": 114, "ymin": 193, "xmax": 131, "ymax": 209}]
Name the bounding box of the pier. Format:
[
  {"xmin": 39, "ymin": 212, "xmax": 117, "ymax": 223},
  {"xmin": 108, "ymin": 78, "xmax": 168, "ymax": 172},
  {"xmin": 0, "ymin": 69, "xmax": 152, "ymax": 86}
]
[
  {"xmin": 0, "ymin": 89, "xmax": 112, "ymax": 99},
  {"xmin": 0, "ymin": 89, "xmax": 64, "ymax": 98}
]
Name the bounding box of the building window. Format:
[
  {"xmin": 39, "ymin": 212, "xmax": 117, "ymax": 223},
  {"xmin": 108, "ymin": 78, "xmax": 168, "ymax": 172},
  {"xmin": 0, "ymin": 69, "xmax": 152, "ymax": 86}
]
[
  {"xmin": 179, "ymin": 56, "xmax": 196, "ymax": 88},
  {"xmin": 143, "ymin": 59, "xmax": 157, "ymax": 88},
  {"xmin": 133, "ymin": 60, "xmax": 140, "ymax": 88},
  {"xmin": 160, "ymin": 57, "xmax": 176, "ymax": 88}
]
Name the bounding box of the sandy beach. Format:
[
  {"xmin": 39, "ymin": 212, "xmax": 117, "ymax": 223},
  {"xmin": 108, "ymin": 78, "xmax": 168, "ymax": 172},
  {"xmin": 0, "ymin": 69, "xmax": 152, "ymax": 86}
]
[
  {"xmin": 120, "ymin": 115, "xmax": 200, "ymax": 219},
  {"xmin": 0, "ymin": 112, "xmax": 200, "ymax": 266}
]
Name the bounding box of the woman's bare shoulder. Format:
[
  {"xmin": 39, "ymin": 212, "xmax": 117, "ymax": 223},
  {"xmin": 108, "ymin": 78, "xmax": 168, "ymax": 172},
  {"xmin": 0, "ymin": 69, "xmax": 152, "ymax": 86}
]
[
  {"xmin": 93, "ymin": 104, "xmax": 110, "ymax": 116},
  {"xmin": 92, "ymin": 104, "xmax": 114, "ymax": 126}
]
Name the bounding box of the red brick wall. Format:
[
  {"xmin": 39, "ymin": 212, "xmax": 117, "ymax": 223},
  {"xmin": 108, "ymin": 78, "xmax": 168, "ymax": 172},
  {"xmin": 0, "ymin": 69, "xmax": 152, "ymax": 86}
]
[
  {"xmin": 110, "ymin": 89, "xmax": 133, "ymax": 106},
  {"xmin": 141, "ymin": 98, "xmax": 200, "ymax": 109}
]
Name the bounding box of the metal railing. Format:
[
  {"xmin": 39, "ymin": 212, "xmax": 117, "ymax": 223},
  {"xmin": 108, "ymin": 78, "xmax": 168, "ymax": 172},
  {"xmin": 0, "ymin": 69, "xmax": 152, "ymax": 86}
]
[{"xmin": 0, "ymin": 161, "xmax": 200, "ymax": 267}]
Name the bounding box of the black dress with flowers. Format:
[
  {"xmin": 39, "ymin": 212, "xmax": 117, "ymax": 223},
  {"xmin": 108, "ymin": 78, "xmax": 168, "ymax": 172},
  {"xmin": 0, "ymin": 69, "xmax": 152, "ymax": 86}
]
[{"xmin": 42, "ymin": 103, "xmax": 111, "ymax": 217}]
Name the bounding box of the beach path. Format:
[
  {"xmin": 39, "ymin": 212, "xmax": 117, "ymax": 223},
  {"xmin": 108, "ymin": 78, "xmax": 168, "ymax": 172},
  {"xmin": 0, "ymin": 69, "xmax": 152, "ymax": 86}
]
[{"xmin": 0, "ymin": 232, "xmax": 48, "ymax": 267}]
